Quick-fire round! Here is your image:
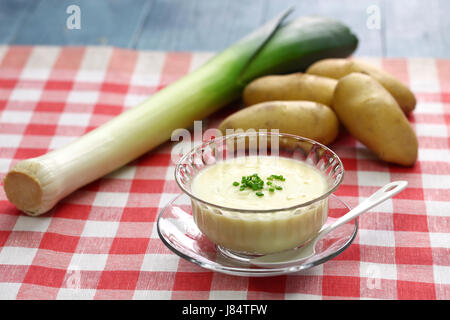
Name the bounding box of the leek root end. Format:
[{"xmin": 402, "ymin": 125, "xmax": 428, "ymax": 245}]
[{"xmin": 4, "ymin": 170, "xmax": 44, "ymax": 216}]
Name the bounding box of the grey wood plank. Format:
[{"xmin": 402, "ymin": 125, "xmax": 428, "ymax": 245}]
[
  {"xmin": 10, "ymin": 0, "xmax": 151, "ymax": 48},
  {"xmin": 384, "ymin": 0, "xmax": 449, "ymax": 57},
  {"xmin": 0, "ymin": 0, "xmax": 38, "ymax": 43},
  {"xmin": 2, "ymin": 0, "xmax": 448, "ymax": 58},
  {"xmin": 439, "ymin": 0, "xmax": 450, "ymax": 57},
  {"xmin": 135, "ymin": 0, "xmax": 267, "ymax": 51}
]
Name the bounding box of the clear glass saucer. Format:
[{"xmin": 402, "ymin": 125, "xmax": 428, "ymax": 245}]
[{"xmin": 157, "ymin": 193, "xmax": 357, "ymax": 277}]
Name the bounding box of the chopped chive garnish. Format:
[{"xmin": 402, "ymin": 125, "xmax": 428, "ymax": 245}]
[
  {"xmin": 233, "ymin": 173, "xmax": 285, "ymax": 197},
  {"xmin": 268, "ymin": 174, "xmax": 285, "ymax": 181}
]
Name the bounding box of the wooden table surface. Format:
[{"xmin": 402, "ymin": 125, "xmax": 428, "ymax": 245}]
[{"xmin": 1, "ymin": 0, "xmax": 449, "ymax": 57}]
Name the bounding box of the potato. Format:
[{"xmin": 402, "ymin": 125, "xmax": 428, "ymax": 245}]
[
  {"xmin": 332, "ymin": 73, "xmax": 418, "ymax": 166},
  {"xmin": 218, "ymin": 101, "xmax": 339, "ymax": 146},
  {"xmin": 306, "ymin": 58, "xmax": 416, "ymax": 113},
  {"xmin": 242, "ymin": 73, "xmax": 337, "ymax": 107}
]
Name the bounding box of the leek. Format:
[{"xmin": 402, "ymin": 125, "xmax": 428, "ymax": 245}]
[{"xmin": 3, "ymin": 11, "xmax": 357, "ymax": 216}]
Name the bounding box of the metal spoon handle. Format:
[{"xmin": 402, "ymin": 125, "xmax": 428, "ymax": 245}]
[{"xmin": 317, "ymin": 180, "xmax": 408, "ymax": 240}]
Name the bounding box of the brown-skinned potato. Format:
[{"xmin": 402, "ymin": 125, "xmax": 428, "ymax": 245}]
[
  {"xmin": 332, "ymin": 73, "xmax": 418, "ymax": 166},
  {"xmin": 242, "ymin": 73, "xmax": 337, "ymax": 108},
  {"xmin": 218, "ymin": 101, "xmax": 339, "ymax": 146},
  {"xmin": 306, "ymin": 58, "xmax": 416, "ymax": 113}
]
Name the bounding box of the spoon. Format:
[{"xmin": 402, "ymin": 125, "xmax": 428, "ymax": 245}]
[{"xmin": 250, "ymin": 180, "xmax": 408, "ymax": 268}]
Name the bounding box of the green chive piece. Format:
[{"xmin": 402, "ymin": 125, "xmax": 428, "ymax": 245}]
[
  {"xmin": 275, "ymin": 185, "xmax": 282, "ymax": 190},
  {"xmin": 269, "ymin": 188, "xmax": 275, "ymax": 192},
  {"xmin": 256, "ymin": 192, "xmax": 264, "ymax": 197},
  {"xmin": 268, "ymin": 174, "xmax": 286, "ymax": 181},
  {"xmin": 235, "ymin": 173, "xmax": 270, "ymax": 192}
]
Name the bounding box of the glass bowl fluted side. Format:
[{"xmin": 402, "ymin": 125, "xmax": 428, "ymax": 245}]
[{"xmin": 174, "ymin": 132, "xmax": 344, "ymax": 255}]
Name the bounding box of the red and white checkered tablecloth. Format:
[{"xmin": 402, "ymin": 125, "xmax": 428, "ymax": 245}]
[{"xmin": 0, "ymin": 45, "xmax": 449, "ymax": 300}]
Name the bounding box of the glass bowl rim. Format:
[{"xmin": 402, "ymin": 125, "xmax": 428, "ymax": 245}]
[{"xmin": 174, "ymin": 131, "xmax": 345, "ymax": 214}]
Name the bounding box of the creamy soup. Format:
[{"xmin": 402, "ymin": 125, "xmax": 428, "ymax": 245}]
[
  {"xmin": 192, "ymin": 156, "xmax": 327, "ymax": 210},
  {"xmin": 190, "ymin": 156, "xmax": 329, "ymax": 254}
]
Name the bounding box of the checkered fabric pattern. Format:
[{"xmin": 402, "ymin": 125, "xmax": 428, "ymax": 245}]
[{"xmin": 0, "ymin": 46, "xmax": 449, "ymax": 300}]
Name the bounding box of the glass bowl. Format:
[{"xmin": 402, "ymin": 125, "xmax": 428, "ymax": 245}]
[
  {"xmin": 156, "ymin": 193, "xmax": 357, "ymax": 277},
  {"xmin": 174, "ymin": 132, "xmax": 344, "ymax": 257}
]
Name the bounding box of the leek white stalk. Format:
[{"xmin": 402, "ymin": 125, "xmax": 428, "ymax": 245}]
[{"xmin": 3, "ymin": 12, "xmax": 357, "ymax": 216}]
